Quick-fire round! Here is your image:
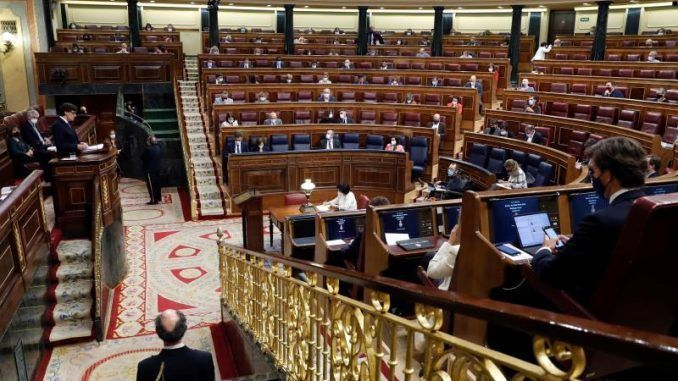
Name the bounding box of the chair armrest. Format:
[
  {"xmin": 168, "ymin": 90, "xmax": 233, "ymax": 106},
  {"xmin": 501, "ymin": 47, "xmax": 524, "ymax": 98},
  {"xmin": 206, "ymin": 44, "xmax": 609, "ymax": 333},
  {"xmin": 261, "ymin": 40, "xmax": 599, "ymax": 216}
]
[{"xmin": 521, "ymin": 266, "xmax": 597, "ymax": 320}]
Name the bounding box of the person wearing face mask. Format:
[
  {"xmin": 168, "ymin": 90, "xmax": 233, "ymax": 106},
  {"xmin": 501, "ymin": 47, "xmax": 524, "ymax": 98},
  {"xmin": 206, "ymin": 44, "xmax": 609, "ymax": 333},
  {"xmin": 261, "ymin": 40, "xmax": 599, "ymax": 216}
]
[
  {"xmin": 427, "ymin": 113, "xmax": 446, "ymax": 135},
  {"xmin": 263, "ymin": 112, "xmax": 283, "ymax": 125},
  {"xmin": 531, "ymin": 42, "xmax": 552, "ymax": 63},
  {"xmin": 21, "ymin": 109, "xmax": 53, "ymax": 155},
  {"xmin": 380, "ymin": 61, "xmax": 390, "ymax": 70},
  {"xmin": 220, "ymin": 114, "xmax": 238, "ymax": 128},
  {"xmin": 495, "ymin": 159, "xmax": 527, "ymax": 189},
  {"xmin": 273, "ymin": 56, "xmax": 285, "ymax": 69},
  {"xmin": 141, "ymin": 136, "xmax": 162, "ymax": 205},
  {"xmin": 8, "ymin": 125, "xmax": 38, "ymax": 176},
  {"xmin": 255, "ymin": 92, "xmax": 270, "ymax": 103},
  {"xmin": 282, "ymin": 74, "xmax": 294, "ymax": 84},
  {"xmin": 354, "ymin": 75, "xmax": 369, "ymax": 85},
  {"xmin": 317, "ymin": 89, "xmax": 336, "ymax": 102},
  {"xmin": 324, "ymin": 183, "xmax": 357, "ymax": 211},
  {"xmin": 215, "ymin": 75, "xmax": 224, "ymax": 84},
  {"xmin": 524, "ymin": 96, "xmax": 541, "ymax": 114},
  {"xmin": 335, "ymin": 111, "xmax": 353, "ymax": 124},
  {"xmin": 240, "ymin": 59, "xmax": 251, "ymax": 69},
  {"xmin": 384, "ymin": 137, "xmax": 404, "ymax": 152},
  {"xmin": 416, "ymin": 48, "xmax": 431, "ymax": 58},
  {"xmin": 224, "ymin": 132, "xmax": 249, "ymax": 183},
  {"xmin": 321, "ymin": 130, "xmax": 339, "ymax": 150},
  {"xmin": 430, "ymin": 77, "xmax": 440, "ymax": 87},
  {"xmin": 647, "ymin": 50, "xmax": 661, "ymax": 63},
  {"xmin": 446, "ymin": 97, "xmax": 463, "ymax": 115},
  {"xmin": 645, "ymin": 155, "xmax": 661, "ymax": 178},
  {"xmin": 254, "ymin": 137, "xmax": 268, "ymax": 152},
  {"xmin": 341, "ymin": 59, "xmax": 353, "ymax": 70},
  {"xmin": 532, "ymin": 137, "xmax": 647, "ymax": 305},
  {"xmin": 318, "ymin": 73, "xmax": 332, "ymax": 84},
  {"xmin": 602, "ymin": 82, "xmax": 624, "ymax": 98},
  {"xmin": 404, "ymin": 93, "xmax": 417, "ymax": 105},
  {"xmin": 517, "ymin": 78, "xmax": 535, "ymax": 92}
]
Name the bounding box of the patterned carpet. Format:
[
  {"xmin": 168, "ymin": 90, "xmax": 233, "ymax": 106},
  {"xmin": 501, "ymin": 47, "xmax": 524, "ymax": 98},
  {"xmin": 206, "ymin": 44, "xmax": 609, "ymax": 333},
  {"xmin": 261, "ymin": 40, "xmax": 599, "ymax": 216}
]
[
  {"xmin": 41, "ymin": 327, "xmax": 221, "ymax": 381},
  {"xmin": 119, "ymin": 178, "xmax": 186, "ymax": 226}
]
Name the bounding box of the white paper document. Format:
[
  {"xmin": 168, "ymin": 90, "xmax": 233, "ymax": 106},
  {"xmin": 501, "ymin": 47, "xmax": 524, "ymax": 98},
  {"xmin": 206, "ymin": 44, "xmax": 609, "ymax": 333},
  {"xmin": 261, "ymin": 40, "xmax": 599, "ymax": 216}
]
[
  {"xmin": 83, "ymin": 144, "xmax": 104, "ymax": 152},
  {"xmin": 385, "ymin": 233, "xmax": 410, "ymax": 246},
  {"xmin": 315, "ymin": 205, "xmax": 331, "ymax": 212},
  {"xmin": 325, "ymin": 239, "xmax": 347, "ymax": 246},
  {"xmin": 47, "ymin": 146, "xmax": 57, "ymax": 152}
]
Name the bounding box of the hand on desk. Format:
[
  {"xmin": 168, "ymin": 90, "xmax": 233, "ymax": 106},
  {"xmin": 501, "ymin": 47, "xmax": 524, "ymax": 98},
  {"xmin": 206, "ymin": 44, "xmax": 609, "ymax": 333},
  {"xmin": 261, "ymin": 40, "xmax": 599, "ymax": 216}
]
[
  {"xmin": 77, "ymin": 142, "xmax": 89, "ymax": 150},
  {"xmin": 542, "ymin": 234, "xmax": 570, "ymax": 252}
]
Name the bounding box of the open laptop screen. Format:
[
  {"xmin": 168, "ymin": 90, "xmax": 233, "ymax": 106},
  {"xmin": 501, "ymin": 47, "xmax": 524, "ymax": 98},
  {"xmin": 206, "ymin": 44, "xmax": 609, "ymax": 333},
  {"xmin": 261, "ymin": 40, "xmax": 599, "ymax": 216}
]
[{"xmin": 514, "ymin": 212, "xmax": 551, "ymax": 248}]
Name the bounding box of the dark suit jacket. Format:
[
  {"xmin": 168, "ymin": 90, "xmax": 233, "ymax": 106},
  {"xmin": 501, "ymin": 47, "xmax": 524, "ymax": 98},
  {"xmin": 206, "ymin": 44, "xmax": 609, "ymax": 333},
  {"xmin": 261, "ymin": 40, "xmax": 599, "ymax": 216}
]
[
  {"xmin": 427, "ymin": 122, "xmax": 446, "ymax": 135},
  {"xmin": 52, "ymin": 117, "xmax": 79, "ymax": 156},
  {"xmin": 317, "ymin": 95, "xmax": 337, "ymax": 102},
  {"xmin": 263, "ymin": 118, "xmax": 283, "ymax": 125},
  {"xmin": 339, "ymin": 231, "xmax": 363, "ymax": 266},
  {"xmin": 8, "ymin": 138, "xmax": 32, "ymax": 162},
  {"xmin": 532, "ymin": 189, "xmax": 645, "ymax": 304},
  {"xmin": 319, "ymin": 137, "xmax": 341, "ymax": 149},
  {"xmin": 524, "ymin": 131, "xmax": 544, "ymax": 145},
  {"xmin": 367, "ymin": 32, "xmax": 384, "ymax": 45},
  {"xmin": 226, "ymin": 141, "xmax": 250, "ymax": 155},
  {"xmin": 239, "ymin": 62, "xmax": 252, "ymax": 68},
  {"xmin": 136, "ymin": 346, "xmax": 215, "ymax": 381},
  {"xmin": 609, "ymin": 89, "xmax": 624, "ymax": 98},
  {"xmin": 141, "ymin": 143, "xmax": 161, "ymax": 174},
  {"xmin": 272, "ymin": 61, "xmax": 285, "ymax": 68},
  {"xmin": 335, "ymin": 117, "xmax": 354, "ymax": 124},
  {"xmin": 21, "ymin": 121, "xmax": 48, "ymax": 150},
  {"xmin": 647, "ymin": 171, "xmax": 660, "ymax": 178},
  {"xmin": 464, "ymin": 81, "xmax": 484, "ymax": 97}
]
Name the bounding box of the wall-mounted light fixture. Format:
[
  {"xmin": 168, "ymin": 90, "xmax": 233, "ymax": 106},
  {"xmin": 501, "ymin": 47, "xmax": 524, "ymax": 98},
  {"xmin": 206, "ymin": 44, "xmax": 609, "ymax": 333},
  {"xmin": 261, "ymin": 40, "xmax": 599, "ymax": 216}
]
[{"xmin": 0, "ymin": 21, "xmax": 17, "ymax": 55}]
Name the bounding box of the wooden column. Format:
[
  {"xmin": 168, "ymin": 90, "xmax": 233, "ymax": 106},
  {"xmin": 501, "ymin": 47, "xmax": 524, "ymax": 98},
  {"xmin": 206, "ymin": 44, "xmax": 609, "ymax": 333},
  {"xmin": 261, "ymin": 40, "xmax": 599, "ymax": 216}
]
[
  {"xmin": 357, "ymin": 6, "xmax": 368, "ymax": 55},
  {"xmin": 591, "ymin": 1, "xmax": 612, "ymax": 60},
  {"xmin": 208, "ymin": 0, "xmax": 219, "ymax": 49},
  {"xmin": 432, "ymin": 6, "xmax": 444, "ymax": 57},
  {"xmin": 284, "ymin": 4, "xmax": 294, "ymax": 55},
  {"xmin": 509, "ymin": 5, "xmax": 523, "ymax": 84},
  {"xmin": 127, "ymin": 0, "xmax": 141, "ymax": 48}
]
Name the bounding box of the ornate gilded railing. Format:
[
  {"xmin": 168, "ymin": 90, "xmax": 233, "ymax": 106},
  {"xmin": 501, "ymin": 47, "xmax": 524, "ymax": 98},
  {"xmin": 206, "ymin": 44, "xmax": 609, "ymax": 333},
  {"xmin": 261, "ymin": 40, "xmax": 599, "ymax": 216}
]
[
  {"xmin": 92, "ymin": 178, "xmax": 105, "ymax": 341},
  {"xmin": 217, "ymin": 235, "xmax": 678, "ymax": 381},
  {"xmin": 173, "ymin": 77, "xmax": 199, "ymax": 221}
]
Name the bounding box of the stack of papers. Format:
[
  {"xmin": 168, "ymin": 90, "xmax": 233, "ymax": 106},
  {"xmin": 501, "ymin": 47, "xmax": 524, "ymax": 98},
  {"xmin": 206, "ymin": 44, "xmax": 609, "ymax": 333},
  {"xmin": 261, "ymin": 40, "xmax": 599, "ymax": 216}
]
[
  {"xmin": 315, "ymin": 205, "xmax": 331, "ymax": 212},
  {"xmin": 47, "ymin": 146, "xmax": 57, "ymax": 152},
  {"xmin": 83, "ymin": 144, "xmax": 104, "ymax": 152},
  {"xmin": 325, "ymin": 239, "xmax": 347, "ymax": 246},
  {"xmin": 385, "ymin": 233, "xmax": 410, "ymax": 245}
]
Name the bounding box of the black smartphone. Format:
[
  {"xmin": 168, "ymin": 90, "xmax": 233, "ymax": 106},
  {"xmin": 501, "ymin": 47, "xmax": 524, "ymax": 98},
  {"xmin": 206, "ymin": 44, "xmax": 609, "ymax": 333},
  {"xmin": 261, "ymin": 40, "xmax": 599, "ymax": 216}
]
[
  {"xmin": 496, "ymin": 244, "xmax": 520, "ymax": 256},
  {"xmin": 543, "ymin": 227, "xmax": 564, "ymax": 249}
]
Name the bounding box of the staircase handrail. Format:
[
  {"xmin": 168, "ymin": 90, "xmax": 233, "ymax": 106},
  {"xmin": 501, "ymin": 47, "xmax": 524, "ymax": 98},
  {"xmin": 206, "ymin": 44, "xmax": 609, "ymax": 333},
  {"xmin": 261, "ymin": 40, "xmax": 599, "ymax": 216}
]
[
  {"xmin": 173, "ymin": 79, "xmax": 199, "ymax": 220},
  {"xmin": 91, "ymin": 178, "xmax": 104, "ymax": 341}
]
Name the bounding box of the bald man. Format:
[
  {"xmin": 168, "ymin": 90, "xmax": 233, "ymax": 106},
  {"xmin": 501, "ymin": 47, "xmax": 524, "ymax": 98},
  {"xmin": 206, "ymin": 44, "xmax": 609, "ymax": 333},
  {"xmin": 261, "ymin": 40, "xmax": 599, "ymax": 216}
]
[{"xmin": 137, "ymin": 309, "xmax": 215, "ymax": 381}]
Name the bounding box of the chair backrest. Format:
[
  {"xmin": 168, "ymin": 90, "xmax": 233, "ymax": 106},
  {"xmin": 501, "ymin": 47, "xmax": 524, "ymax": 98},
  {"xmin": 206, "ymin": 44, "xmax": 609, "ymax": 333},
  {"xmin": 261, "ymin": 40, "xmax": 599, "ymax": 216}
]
[
  {"xmin": 531, "ymin": 161, "xmax": 553, "ymax": 187},
  {"xmin": 576, "ymin": 68, "xmax": 592, "ymax": 76},
  {"xmin": 559, "ymin": 67, "xmax": 574, "ymax": 75},
  {"xmin": 511, "ymin": 150, "xmax": 527, "ymax": 168},
  {"xmin": 510, "ymin": 99, "xmax": 526, "ymax": 112},
  {"xmin": 357, "ymin": 194, "xmax": 370, "ymax": 210},
  {"xmin": 467, "ymin": 143, "xmax": 489, "ymax": 168},
  {"xmin": 640, "ymin": 111, "xmax": 665, "ymax": 135},
  {"xmin": 445, "ymin": 78, "xmax": 462, "ymax": 87},
  {"xmin": 616, "ymin": 109, "xmax": 639, "ymax": 129},
  {"xmin": 570, "ymin": 83, "xmax": 588, "ymax": 95},
  {"xmin": 573, "ymin": 104, "xmax": 593, "ymax": 120},
  {"xmin": 360, "ymin": 110, "xmax": 376, "ymax": 124},
  {"xmin": 550, "ymin": 83, "xmax": 568, "ymax": 93},
  {"xmin": 342, "ymin": 133, "xmax": 360, "ymax": 149},
  {"xmin": 410, "ymin": 136, "xmax": 429, "ymax": 167},
  {"xmin": 340, "ymin": 91, "xmax": 356, "ymax": 102},
  {"xmin": 133, "ymin": 46, "xmax": 148, "ymax": 53},
  {"xmin": 270, "ymin": 134, "xmax": 289, "ymax": 151},
  {"xmin": 240, "ymin": 111, "xmax": 258, "ymax": 125},
  {"xmin": 566, "ymin": 130, "xmax": 590, "ymax": 158},
  {"xmin": 595, "ymin": 106, "xmax": 618, "ymax": 125},
  {"xmin": 525, "ymin": 153, "xmax": 543, "ymax": 179},
  {"xmin": 381, "ymin": 111, "xmax": 398, "ymax": 125},
  {"xmin": 657, "ymin": 70, "xmax": 676, "ymax": 79},
  {"xmin": 486, "ymin": 148, "xmax": 507, "ymax": 175},
  {"xmin": 548, "ymin": 102, "xmax": 569, "ymax": 117},
  {"xmin": 284, "ymin": 192, "xmax": 307, "ymax": 206},
  {"xmin": 294, "ymin": 110, "xmax": 311, "ymax": 124},
  {"xmin": 402, "ymin": 112, "xmax": 421, "ymax": 127},
  {"xmin": 277, "ymin": 92, "xmax": 292, "ymax": 102},
  {"xmin": 365, "ymin": 134, "xmax": 384, "ymax": 150},
  {"xmin": 588, "ymin": 194, "xmax": 678, "ymax": 336},
  {"xmin": 292, "ymin": 134, "xmax": 311, "ymax": 150},
  {"xmin": 617, "ymin": 69, "xmax": 634, "ymax": 77}
]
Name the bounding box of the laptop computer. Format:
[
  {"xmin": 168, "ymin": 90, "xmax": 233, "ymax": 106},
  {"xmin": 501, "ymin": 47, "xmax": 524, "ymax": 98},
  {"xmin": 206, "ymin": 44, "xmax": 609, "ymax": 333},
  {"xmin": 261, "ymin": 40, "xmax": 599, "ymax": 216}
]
[
  {"xmin": 396, "ymin": 238, "xmax": 435, "ymax": 251},
  {"xmin": 513, "ymin": 212, "xmax": 552, "ymax": 255}
]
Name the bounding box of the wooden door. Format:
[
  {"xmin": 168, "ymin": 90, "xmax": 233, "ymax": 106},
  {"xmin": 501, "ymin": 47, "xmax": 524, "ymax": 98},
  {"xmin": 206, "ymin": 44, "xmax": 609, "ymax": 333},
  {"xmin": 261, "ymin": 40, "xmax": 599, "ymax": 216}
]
[{"xmin": 548, "ymin": 10, "xmax": 575, "ymax": 43}]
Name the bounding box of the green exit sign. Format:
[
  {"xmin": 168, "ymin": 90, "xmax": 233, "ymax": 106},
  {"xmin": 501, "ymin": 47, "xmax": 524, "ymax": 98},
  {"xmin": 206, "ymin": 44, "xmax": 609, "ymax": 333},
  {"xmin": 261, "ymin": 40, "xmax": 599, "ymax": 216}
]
[{"xmin": 580, "ymin": 17, "xmax": 590, "ymax": 22}]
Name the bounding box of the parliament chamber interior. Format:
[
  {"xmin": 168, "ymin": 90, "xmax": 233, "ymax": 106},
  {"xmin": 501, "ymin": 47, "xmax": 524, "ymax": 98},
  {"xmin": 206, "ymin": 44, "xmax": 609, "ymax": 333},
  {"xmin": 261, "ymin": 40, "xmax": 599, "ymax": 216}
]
[{"xmin": 1, "ymin": 0, "xmax": 678, "ymax": 379}]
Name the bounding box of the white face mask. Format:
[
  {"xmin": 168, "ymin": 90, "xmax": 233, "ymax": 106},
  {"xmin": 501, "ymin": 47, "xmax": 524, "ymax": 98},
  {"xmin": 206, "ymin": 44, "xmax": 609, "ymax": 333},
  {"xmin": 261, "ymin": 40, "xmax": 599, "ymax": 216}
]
[
  {"xmin": 323, "ymin": 94, "xmax": 329, "ymax": 99},
  {"xmin": 528, "ymin": 99, "xmax": 535, "ymax": 105},
  {"xmin": 30, "ymin": 118, "xmax": 38, "ymax": 124},
  {"xmin": 488, "ymin": 67, "xmax": 494, "ymax": 72},
  {"xmin": 340, "ymin": 114, "xmax": 346, "ymax": 119},
  {"xmin": 432, "ymin": 79, "xmax": 438, "ymax": 85},
  {"xmin": 287, "ymin": 79, "xmax": 292, "ymax": 83},
  {"xmin": 228, "ymin": 118, "xmax": 234, "ymax": 123},
  {"xmin": 391, "ymin": 140, "xmax": 396, "ymax": 146},
  {"xmin": 326, "ymin": 134, "xmax": 331, "ymax": 139},
  {"xmin": 260, "ymin": 97, "xmax": 267, "ymax": 101},
  {"xmin": 110, "ymin": 134, "xmax": 116, "ymax": 140},
  {"xmin": 500, "ymin": 130, "xmax": 508, "ymax": 136}
]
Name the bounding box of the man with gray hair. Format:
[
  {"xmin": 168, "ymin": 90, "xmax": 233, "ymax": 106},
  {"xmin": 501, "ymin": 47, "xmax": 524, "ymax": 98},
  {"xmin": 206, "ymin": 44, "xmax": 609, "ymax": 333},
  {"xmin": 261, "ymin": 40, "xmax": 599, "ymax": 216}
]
[
  {"xmin": 136, "ymin": 309, "xmax": 215, "ymax": 381},
  {"xmin": 21, "ymin": 108, "xmax": 53, "ymax": 173}
]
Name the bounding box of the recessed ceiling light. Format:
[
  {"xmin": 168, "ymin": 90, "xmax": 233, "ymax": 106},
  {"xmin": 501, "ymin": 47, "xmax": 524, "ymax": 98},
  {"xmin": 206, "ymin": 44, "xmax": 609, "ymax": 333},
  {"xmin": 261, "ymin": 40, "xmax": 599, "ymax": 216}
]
[
  {"xmin": 418, "ymin": 7, "xmax": 423, "ymax": 10},
  {"xmin": 266, "ymin": 4, "xmax": 271, "ymax": 7},
  {"xmin": 583, "ymin": 2, "xmax": 591, "ymax": 5},
  {"xmin": 539, "ymin": 5, "xmax": 545, "ymax": 7},
  {"xmin": 228, "ymin": 2, "xmax": 234, "ymax": 5},
  {"xmin": 380, "ymin": 6, "xmax": 384, "ymax": 9},
  {"xmin": 304, "ymin": 5, "xmax": 308, "ymax": 7},
  {"xmin": 457, "ymin": 6, "xmax": 463, "ymax": 9},
  {"xmin": 341, "ymin": 6, "xmax": 346, "ymax": 9}
]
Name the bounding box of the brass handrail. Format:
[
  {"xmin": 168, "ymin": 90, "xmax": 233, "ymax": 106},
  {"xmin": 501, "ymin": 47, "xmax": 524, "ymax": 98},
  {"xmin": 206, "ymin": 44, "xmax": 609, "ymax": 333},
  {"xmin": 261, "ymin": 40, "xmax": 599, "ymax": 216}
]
[
  {"xmin": 216, "ymin": 237, "xmax": 678, "ymax": 380},
  {"xmin": 174, "ymin": 78, "xmax": 199, "ymax": 220}
]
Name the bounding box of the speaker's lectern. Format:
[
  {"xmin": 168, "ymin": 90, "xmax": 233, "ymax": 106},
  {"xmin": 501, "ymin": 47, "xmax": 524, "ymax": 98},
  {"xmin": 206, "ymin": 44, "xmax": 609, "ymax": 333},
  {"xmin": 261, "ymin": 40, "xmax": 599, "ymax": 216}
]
[{"xmin": 233, "ymin": 190, "xmax": 264, "ymax": 252}]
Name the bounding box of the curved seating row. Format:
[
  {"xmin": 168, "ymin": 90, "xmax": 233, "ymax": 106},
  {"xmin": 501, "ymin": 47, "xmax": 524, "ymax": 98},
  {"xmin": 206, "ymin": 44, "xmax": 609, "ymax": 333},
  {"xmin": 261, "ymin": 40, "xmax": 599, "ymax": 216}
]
[
  {"xmin": 202, "ymin": 69, "xmax": 495, "ymax": 106},
  {"xmin": 56, "ymin": 29, "xmax": 180, "ymax": 42},
  {"xmin": 463, "ymin": 132, "xmax": 579, "ymax": 186},
  {"xmin": 503, "ymin": 90, "xmax": 678, "ymax": 143},
  {"xmin": 212, "ymin": 102, "xmax": 461, "ymax": 157},
  {"xmin": 546, "ymin": 47, "xmax": 678, "ymax": 61},
  {"xmin": 197, "ymin": 54, "xmax": 512, "ymax": 90},
  {"xmin": 553, "ymin": 34, "xmax": 678, "ymax": 48},
  {"xmin": 518, "ymin": 73, "xmax": 678, "ymax": 101},
  {"xmin": 483, "ymin": 110, "xmax": 664, "ymax": 159},
  {"xmin": 533, "ymin": 60, "xmax": 677, "ymax": 79}
]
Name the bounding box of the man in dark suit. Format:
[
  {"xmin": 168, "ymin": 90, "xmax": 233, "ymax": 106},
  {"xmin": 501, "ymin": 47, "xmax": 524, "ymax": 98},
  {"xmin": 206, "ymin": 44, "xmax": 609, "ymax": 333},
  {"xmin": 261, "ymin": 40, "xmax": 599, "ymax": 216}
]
[
  {"xmin": 263, "ymin": 112, "xmax": 283, "ymax": 125},
  {"xmin": 272, "ymin": 56, "xmax": 285, "ymax": 69},
  {"xmin": 464, "ymin": 75, "xmax": 484, "ymax": 112},
  {"xmin": 523, "ymin": 125, "xmax": 544, "ymax": 145},
  {"xmin": 426, "ymin": 113, "xmax": 446, "ymax": 135},
  {"xmin": 317, "ymin": 88, "xmax": 336, "ymax": 102},
  {"xmin": 320, "ymin": 130, "xmax": 340, "ymax": 150},
  {"xmin": 52, "ymin": 103, "xmax": 88, "ymax": 157},
  {"xmin": 335, "ymin": 110, "xmax": 353, "ymax": 124},
  {"xmin": 141, "ymin": 136, "xmax": 162, "ymax": 205},
  {"xmin": 21, "ymin": 109, "xmax": 53, "ymax": 171},
  {"xmin": 532, "ymin": 137, "xmax": 647, "ymax": 305},
  {"xmin": 136, "ymin": 309, "xmax": 215, "ymax": 381},
  {"xmin": 367, "ymin": 27, "xmax": 384, "ymax": 45},
  {"xmin": 226, "ymin": 132, "xmax": 250, "ymax": 154},
  {"xmin": 645, "ymin": 155, "xmax": 661, "ymax": 178}
]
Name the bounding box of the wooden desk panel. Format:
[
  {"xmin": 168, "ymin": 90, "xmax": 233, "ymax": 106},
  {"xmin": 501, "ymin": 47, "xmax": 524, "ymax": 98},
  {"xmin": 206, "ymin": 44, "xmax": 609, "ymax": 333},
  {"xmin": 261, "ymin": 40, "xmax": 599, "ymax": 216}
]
[
  {"xmin": 518, "ymin": 73, "xmax": 678, "ymax": 100},
  {"xmin": 462, "ymin": 132, "xmax": 580, "ymax": 185},
  {"xmin": 212, "ymin": 104, "xmax": 460, "ymax": 157},
  {"xmin": 219, "ymin": 124, "xmax": 440, "ymax": 180},
  {"xmin": 56, "ymin": 29, "xmax": 180, "ymax": 43},
  {"xmin": 228, "ymin": 150, "xmax": 413, "ymax": 210},
  {"xmin": 35, "ymin": 53, "xmax": 175, "ymax": 85},
  {"xmin": 547, "ymin": 46, "xmax": 678, "ymax": 61},
  {"xmin": 484, "ymin": 109, "xmax": 664, "ymax": 156},
  {"xmin": 197, "ymin": 54, "xmax": 512, "ymax": 91},
  {"xmin": 202, "ymin": 69, "xmax": 495, "ymax": 107},
  {"xmin": 554, "ymin": 34, "xmax": 678, "ymax": 48},
  {"xmin": 532, "ymin": 59, "xmax": 678, "ymax": 78}
]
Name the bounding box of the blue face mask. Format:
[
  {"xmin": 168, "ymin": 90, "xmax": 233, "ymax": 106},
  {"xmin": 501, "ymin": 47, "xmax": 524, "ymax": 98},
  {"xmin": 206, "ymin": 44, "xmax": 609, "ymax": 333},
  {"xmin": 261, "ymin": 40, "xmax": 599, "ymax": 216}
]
[
  {"xmin": 447, "ymin": 169, "xmax": 455, "ymax": 176},
  {"xmin": 590, "ymin": 172, "xmax": 607, "ymax": 199}
]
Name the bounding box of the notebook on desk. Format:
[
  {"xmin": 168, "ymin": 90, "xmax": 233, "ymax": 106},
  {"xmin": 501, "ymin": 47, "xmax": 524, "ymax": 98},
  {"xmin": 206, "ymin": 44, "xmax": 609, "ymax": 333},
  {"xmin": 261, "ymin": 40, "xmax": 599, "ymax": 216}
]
[{"xmin": 396, "ymin": 238, "xmax": 434, "ymax": 251}]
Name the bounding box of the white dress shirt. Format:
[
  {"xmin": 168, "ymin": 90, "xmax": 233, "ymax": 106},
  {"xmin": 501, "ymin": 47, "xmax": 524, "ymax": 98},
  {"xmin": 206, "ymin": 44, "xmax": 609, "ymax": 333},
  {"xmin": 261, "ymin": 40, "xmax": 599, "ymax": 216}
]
[{"xmin": 426, "ymin": 242, "xmax": 460, "ymax": 290}]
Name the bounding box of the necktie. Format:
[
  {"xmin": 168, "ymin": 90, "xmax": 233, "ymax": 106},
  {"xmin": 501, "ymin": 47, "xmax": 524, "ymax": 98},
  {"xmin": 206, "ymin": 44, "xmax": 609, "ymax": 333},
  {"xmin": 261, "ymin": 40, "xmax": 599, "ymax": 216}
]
[{"xmin": 236, "ymin": 143, "xmax": 240, "ymax": 154}]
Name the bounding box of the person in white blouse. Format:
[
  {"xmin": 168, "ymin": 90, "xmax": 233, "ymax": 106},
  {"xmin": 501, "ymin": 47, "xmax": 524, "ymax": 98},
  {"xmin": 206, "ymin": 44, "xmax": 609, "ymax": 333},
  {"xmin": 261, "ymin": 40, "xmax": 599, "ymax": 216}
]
[
  {"xmin": 531, "ymin": 42, "xmax": 552, "ymax": 62},
  {"xmin": 324, "ymin": 184, "xmax": 357, "ymax": 211},
  {"xmin": 426, "ymin": 225, "xmax": 461, "ymax": 290}
]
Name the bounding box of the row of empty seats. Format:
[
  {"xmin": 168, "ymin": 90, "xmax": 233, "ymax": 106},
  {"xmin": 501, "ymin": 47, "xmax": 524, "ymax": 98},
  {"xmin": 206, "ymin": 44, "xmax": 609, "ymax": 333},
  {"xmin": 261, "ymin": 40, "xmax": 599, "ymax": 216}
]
[
  {"xmin": 508, "ymin": 99, "xmax": 677, "ymax": 139},
  {"xmin": 533, "ymin": 66, "xmax": 676, "ymax": 79},
  {"xmin": 466, "ymin": 142, "xmax": 554, "ymax": 187},
  {"xmin": 217, "ymin": 110, "xmax": 447, "ymax": 127}
]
